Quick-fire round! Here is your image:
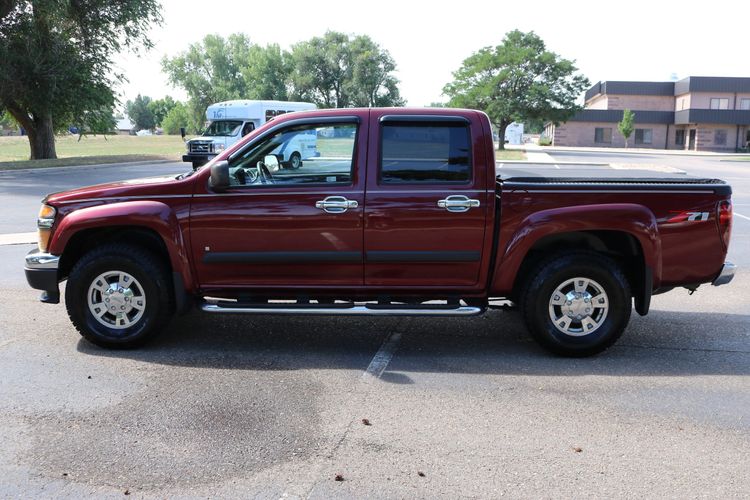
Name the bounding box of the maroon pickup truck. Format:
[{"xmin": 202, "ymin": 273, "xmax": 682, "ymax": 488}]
[{"xmin": 24, "ymin": 108, "xmax": 735, "ymax": 356}]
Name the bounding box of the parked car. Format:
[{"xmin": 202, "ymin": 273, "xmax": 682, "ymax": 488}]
[
  {"xmin": 25, "ymin": 108, "xmax": 735, "ymax": 356},
  {"xmin": 182, "ymin": 100, "xmax": 316, "ymax": 169}
]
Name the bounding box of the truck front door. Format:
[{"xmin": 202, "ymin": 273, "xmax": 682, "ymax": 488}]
[
  {"xmin": 363, "ymin": 112, "xmax": 490, "ymax": 288},
  {"xmin": 189, "ymin": 114, "xmax": 367, "ymax": 290}
]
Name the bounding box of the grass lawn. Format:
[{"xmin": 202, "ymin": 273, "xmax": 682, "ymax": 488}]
[
  {"xmin": 0, "ymin": 134, "xmax": 187, "ymax": 170},
  {"xmin": 0, "ymin": 133, "xmax": 529, "ymax": 170},
  {"xmin": 495, "ymin": 149, "xmax": 526, "ymax": 161}
]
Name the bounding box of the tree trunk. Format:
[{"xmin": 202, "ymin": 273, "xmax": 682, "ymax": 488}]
[
  {"xmin": 27, "ymin": 115, "xmax": 57, "ymax": 160},
  {"xmin": 4, "ymin": 102, "xmax": 58, "ymax": 160},
  {"xmin": 497, "ymin": 122, "xmax": 509, "ymax": 151}
]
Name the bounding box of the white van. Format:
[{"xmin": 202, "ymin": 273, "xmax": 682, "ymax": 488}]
[{"xmin": 183, "ymin": 100, "xmax": 317, "ymax": 169}]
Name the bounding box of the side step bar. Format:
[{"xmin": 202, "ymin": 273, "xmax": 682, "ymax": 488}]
[{"xmin": 200, "ymin": 302, "xmax": 485, "ymax": 317}]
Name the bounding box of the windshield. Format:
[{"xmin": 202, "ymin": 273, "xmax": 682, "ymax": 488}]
[{"xmin": 203, "ymin": 120, "xmax": 243, "ymax": 137}]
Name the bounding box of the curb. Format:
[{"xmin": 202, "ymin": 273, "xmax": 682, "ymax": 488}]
[
  {"xmin": 0, "ymin": 159, "xmax": 179, "ymax": 175},
  {"xmin": 535, "ymin": 147, "xmax": 747, "ymax": 158}
]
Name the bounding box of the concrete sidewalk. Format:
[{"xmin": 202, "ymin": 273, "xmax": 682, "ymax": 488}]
[{"xmin": 0, "ymin": 232, "xmax": 37, "ymax": 246}]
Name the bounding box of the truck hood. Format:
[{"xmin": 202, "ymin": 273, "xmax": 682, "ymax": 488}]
[{"xmin": 44, "ymin": 174, "xmax": 189, "ymax": 205}]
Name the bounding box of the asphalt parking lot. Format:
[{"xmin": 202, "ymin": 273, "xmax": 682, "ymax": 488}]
[{"xmin": 1, "ymin": 154, "xmax": 749, "ymax": 497}]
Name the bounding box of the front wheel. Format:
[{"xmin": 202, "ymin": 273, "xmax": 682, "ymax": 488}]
[
  {"xmin": 286, "ymin": 151, "xmax": 302, "ymax": 169},
  {"xmin": 65, "ymin": 244, "xmax": 174, "ymax": 349},
  {"xmin": 520, "ymin": 252, "xmax": 632, "ymax": 357}
]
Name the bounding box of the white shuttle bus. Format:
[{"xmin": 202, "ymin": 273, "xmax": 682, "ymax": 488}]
[{"xmin": 183, "ymin": 100, "xmax": 317, "ymax": 169}]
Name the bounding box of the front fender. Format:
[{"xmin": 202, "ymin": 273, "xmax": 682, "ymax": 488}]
[
  {"xmin": 48, "ymin": 200, "xmax": 193, "ymax": 291},
  {"xmin": 491, "ymin": 203, "xmax": 661, "ymax": 294}
]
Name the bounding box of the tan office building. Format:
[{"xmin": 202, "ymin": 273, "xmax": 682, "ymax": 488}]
[{"xmin": 545, "ymin": 77, "xmax": 750, "ymax": 151}]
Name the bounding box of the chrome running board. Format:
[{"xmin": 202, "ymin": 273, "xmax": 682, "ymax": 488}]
[{"xmin": 200, "ymin": 301, "xmax": 484, "ymax": 317}]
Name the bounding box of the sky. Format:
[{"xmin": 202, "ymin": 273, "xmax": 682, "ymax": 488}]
[{"xmin": 114, "ymin": 0, "xmax": 750, "ymax": 108}]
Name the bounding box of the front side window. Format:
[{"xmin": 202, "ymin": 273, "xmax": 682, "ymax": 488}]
[
  {"xmin": 715, "ymin": 129, "xmax": 728, "ymax": 146},
  {"xmin": 380, "ymin": 121, "xmax": 471, "ymax": 184},
  {"xmin": 710, "ymin": 98, "xmax": 729, "ymax": 110},
  {"xmin": 635, "ymin": 128, "xmax": 653, "ymax": 145},
  {"xmin": 204, "ymin": 120, "xmax": 243, "ymax": 137},
  {"xmin": 228, "ymin": 122, "xmax": 357, "ymax": 187},
  {"xmin": 594, "ymin": 127, "xmax": 612, "ymax": 143}
]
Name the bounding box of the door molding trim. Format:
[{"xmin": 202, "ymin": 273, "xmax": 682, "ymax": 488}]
[
  {"xmin": 203, "ymin": 251, "xmax": 362, "ymax": 264},
  {"xmin": 365, "ymin": 251, "xmax": 481, "ymax": 263}
]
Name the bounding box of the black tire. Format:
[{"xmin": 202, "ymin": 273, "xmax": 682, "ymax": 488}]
[
  {"xmin": 191, "ymin": 161, "xmax": 204, "ymax": 170},
  {"xmin": 287, "ymin": 151, "xmax": 302, "ymax": 169},
  {"xmin": 65, "ymin": 244, "xmax": 174, "ymax": 349},
  {"xmin": 520, "ymin": 251, "xmax": 632, "ymax": 357}
]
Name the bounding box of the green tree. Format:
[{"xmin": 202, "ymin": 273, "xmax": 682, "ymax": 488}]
[
  {"xmin": 0, "ymin": 111, "xmax": 18, "ymax": 133},
  {"xmin": 162, "ymin": 34, "xmax": 263, "ymax": 131},
  {"xmin": 161, "ymin": 102, "xmax": 192, "ymax": 135},
  {"xmin": 289, "ymin": 31, "xmax": 404, "ymax": 108},
  {"xmin": 347, "ymin": 35, "xmax": 404, "ymax": 107},
  {"xmin": 72, "ymin": 105, "xmax": 117, "ymax": 139},
  {"xmin": 443, "ymin": 30, "xmax": 589, "ymax": 150},
  {"xmin": 0, "ymin": 0, "xmax": 161, "ymax": 159},
  {"xmin": 618, "ymin": 109, "xmax": 635, "ymax": 148},
  {"xmin": 147, "ymin": 96, "xmax": 178, "ymax": 127},
  {"xmin": 126, "ymin": 94, "xmax": 156, "ymax": 131},
  {"xmin": 241, "ymin": 44, "xmax": 291, "ymax": 101}
]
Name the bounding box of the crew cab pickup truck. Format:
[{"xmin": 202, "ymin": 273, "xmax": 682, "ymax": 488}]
[{"xmin": 24, "ymin": 108, "xmax": 736, "ymax": 356}]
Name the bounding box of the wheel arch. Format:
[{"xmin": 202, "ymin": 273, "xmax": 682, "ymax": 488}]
[
  {"xmin": 492, "ymin": 203, "xmax": 661, "ymax": 316},
  {"xmin": 50, "ymin": 201, "xmax": 194, "ymax": 313}
]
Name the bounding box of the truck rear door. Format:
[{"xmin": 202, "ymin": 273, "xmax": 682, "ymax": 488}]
[{"xmin": 363, "ymin": 111, "xmax": 490, "ymax": 287}]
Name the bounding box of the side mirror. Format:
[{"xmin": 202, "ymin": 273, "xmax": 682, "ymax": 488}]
[
  {"xmin": 180, "ymin": 127, "xmax": 186, "ymax": 140},
  {"xmin": 264, "ymin": 154, "xmax": 280, "ymax": 172},
  {"xmin": 209, "ymin": 160, "xmax": 230, "ymax": 192}
]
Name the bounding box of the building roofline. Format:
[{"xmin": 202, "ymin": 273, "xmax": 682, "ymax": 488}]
[{"xmin": 585, "ymin": 77, "xmax": 750, "ymax": 101}]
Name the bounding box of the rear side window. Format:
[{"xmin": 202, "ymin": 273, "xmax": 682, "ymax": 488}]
[{"xmin": 380, "ymin": 122, "xmax": 472, "ymax": 183}]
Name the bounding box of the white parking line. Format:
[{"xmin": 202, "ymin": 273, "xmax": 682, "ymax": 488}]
[
  {"xmin": 362, "ymin": 332, "xmax": 401, "ymax": 382},
  {"xmin": 0, "ymin": 232, "xmax": 37, "ymax": 246},
  {"xmin": 361, "ymin": 332, "xmax": 402, "ymax": 382},
  {"xmin": 734, "ymin": 212, "xmax": 750, "ymax": 221}
]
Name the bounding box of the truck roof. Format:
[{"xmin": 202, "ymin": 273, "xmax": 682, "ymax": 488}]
[{"xmin": 206, "ymin": 100, "xmax": 317, "ymax": 120}]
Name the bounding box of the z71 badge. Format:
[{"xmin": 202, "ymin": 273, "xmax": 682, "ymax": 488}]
[{"xmin": 667, "ymin": 211, "xmax": 710, "ymax": 222}]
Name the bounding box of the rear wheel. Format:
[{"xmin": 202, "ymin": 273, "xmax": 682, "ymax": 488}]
[
  {"xmin": 520, "ymin": 252, "xmax": 632, "ymax": 357},
  {"xmin": 65, "ymin": 244, "xmax": 174, "ymax": 349}
]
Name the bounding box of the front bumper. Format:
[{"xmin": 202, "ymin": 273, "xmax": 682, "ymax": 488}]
[
  {"xmin": 25, "ymin": 249, "xmax": 61, "ymax": 303},
  {"xmin": 182, "ymin": 154, "xmax": 215, "ymax": 165},
  {"xmin": 711, "ymin": 262, "xmax": 736, "ymax": 286}
]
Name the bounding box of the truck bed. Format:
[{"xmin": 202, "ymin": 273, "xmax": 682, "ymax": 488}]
[{"xmin": 496, "ymin": 163, "xmax": 731, "ymax": 195}]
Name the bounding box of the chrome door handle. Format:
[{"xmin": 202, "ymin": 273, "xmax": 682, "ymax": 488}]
[
  {"xmin": 437, "ymin": 195, "xmax": 480, "ymax": 213},
  {"xmin": 315, "ymin": 196, "xmax": 358, "ymax": 213}
]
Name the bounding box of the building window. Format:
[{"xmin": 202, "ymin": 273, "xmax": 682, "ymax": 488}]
[
  {"xmin": 594, "ymin": 127, "xmax": 612, "ymax": 144},
  {"xmin": 710, "ymin": 98, "xmax": 729, "ymax": 110},
  {"xmin": 675, "ymin": 129, "xmax": 685, "ymax": 146},
  {"xmin": 714, "ymin": 129, "xmax": 728, "ymax": 146},
  {"xmin": 635, "ymin": 128, "xmax": 653, "ymax": 145},
  {"xmin": 741, "ymin": 98, "xmax": 750, "ymax": 110},
  {"xmin": 680, "ymin": 98, "xmax": 685, "ymax": 110}
]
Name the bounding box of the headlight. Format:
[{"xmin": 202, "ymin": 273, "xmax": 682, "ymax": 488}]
[
  {"xmin": 215, "ymin": 143, "xmax": 225, "ymax": 152},
  {"xmin": 37, "ymin": 204, "xmax": 56, "ymax": 252}
]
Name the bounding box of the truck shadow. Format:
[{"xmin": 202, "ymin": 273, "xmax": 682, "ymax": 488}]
[{"xmin": 77, "ymin": 308, "xmax": 750, "ymax": 380}]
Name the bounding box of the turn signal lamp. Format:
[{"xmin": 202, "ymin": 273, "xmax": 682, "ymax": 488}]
[{"xmin": 37, "ymin": 204, "xmax": 56, "ymax": 252}]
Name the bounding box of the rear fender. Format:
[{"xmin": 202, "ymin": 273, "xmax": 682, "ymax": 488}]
[{"xmin": 492, "ymin": 203, "xmax": 661, "ymax": 296}]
